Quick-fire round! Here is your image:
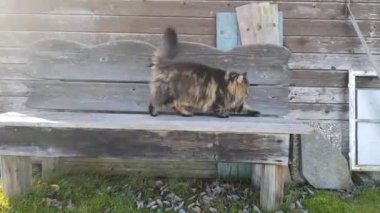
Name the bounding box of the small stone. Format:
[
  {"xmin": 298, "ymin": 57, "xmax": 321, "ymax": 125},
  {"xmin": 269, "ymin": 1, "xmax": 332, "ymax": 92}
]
[
  {"xmin": 190, "ymin": 206, "xmax": 201, "ymax": 213},
  {"xmin": 147, "ymin": 201, "xmax": 157, "ymax": 208},
  {"xmin": 156, "ymin": 199, "xmax": 163, "ymax": 207},
  {"xmin": 227, "ymin": 194, "xmax": 240, "ymax": 201},
  {"xmin": 275, "ymin": 211, "xmax": 284, "ymax": 213},
  {"xmin": 163, "ymin": 201, "xmax": 171, "ymax": 206},
  {"xmin": 300, "ymin": 209, "xmax": 309, "ymax": 213},
  {"xmin": 156, "ymin": 180, "xmax": 164, "ymax": 188},
  {"xmin": 66, "ymin": 200, "xmax": 74, "ymax": 209},
  {"xmin": 106, "ymin": 186, "xmax": 112, "ymax": 192},
  {"xmin": 164, "ymin": 207, "xmax": 172, "ymax": 212},
  {"xmin": 209, "ymin": 207, "xmax": 217, "ymax": 213},
  {"xmin": 151, "ymin": 205, "xmax": 159, "ymax": 210},
  {"xmin": 199, "ymin": 192, "xmax": 207, "ymax": 197},
  {"xmin": 178, "ymin": 209, "xmax": 187, "ymax": 213}
]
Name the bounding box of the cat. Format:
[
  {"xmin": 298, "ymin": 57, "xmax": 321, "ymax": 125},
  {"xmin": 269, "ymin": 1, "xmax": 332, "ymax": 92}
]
[{"xmin": 148, "ymin": 27, "xmax": 260, "ymax": 118}]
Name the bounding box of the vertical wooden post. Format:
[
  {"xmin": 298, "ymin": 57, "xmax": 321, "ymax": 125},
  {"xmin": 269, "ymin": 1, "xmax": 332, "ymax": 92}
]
[
  {"xmin": 260, "ymin": 165, "xmax": 285, "ymax": 211},
  {"xmin": 251, "ymin": 164, "xmax": 262, "ymax": 189},
  {"xmin": 1, "ymin": 156, "xmax": 32, "ymax": 197},
  {"xmin": 41, "ymin": 157, "xmax": 59, "ymax": 179}
]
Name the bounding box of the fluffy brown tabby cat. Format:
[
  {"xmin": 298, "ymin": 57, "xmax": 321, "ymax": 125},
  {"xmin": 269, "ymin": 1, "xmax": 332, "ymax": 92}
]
[{"xmin": 148, "ymin": 27, "xmax": 260, "ymax": 118}]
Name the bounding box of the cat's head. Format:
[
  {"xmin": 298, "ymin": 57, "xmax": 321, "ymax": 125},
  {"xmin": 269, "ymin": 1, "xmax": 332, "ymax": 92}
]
[{"xmin": 226, "ymin": 71, "xmax": 249, "ymax": 96}]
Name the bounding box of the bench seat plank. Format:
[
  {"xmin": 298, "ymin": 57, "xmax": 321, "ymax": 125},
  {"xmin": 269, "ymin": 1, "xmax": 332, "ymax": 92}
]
[{"xmin": 0, "ymin": 112, "xmax": 313, "ymax": 134}]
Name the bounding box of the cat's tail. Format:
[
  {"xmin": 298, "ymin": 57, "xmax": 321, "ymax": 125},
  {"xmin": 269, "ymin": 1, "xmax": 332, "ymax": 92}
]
[{"xmin": 150, "ymin": 27, "xmax": 179, "ymax": 68}]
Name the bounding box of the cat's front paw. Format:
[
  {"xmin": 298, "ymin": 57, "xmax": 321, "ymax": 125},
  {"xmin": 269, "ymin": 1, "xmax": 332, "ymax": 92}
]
[{"xmin": 247, "ymin": 110, "xmax": 261, "ymax": 117}]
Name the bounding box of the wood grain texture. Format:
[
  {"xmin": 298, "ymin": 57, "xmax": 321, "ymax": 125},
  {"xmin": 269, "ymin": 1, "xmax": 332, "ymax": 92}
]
[
  {"xmin": 291, "ymin": 70, "xmax": 348, "ymax": 87},
  {"xmin": 290, "ymin": 103, "xmax": 348, "ymax": 120},
  {"xmin": 357, "ymin": 76, "xmax": 380, "ymax": 88},
  {"xmin": 0, "ymin": 112, "xmax": 313, "ymax": 134},
  {"xmin": 27, "ymin": 39, "xmax": 291, "ymax": 85},
  {"xmin": 0, "ymin": 126, "xmax": 290, "ymax": 165},
  {"xmin": 0, "ymin": 97, "xmax": 29, "ymax": 112},
  {"xmin": 285, "ymin": 37, "xmax": 380, "ymax": 54},
  {"xmin": 1, "ymin": 14, "xmax": 379, "ymax": 37},
  {"xmin": 289, "ymin": 53, "xmax": 380, "ymax": 73},
  {"xmin": 260, "ymin": 165, "xmax": 285, "ymax": 211},
  {"xmin": 0, "ymin": 31, "xmax": 215, "ymax": 48},
  {"xmin": 24, "ymin": 81, "xmax": 288, "ymax": 115},
  {"xmin": 61, "ymin": 158, "xmax": 217, "ymax": 178},
  {"xmin": 236, "ymin": 3, "xmax": 279, "ymax": 45},
  {"xmin": 1, "ymin": 1, "xmax": 379, "ymax": 20},
  {"xmin": 289, "ymin": 87, "xmax": 348, "ymax": 104},
  {"xmin": 0, "ymin": 14, "xmax": 214, "ymax": 35},
  {"xmin": 0, "ymin": 156, "xmax": 32, "ymax": 197},
  {"xmin": 0, "ymin": 48, "xmax": 27, "ymax": 64}
]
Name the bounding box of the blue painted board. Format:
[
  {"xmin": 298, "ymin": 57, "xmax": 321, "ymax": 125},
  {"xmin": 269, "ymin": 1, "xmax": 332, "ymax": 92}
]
[{"xmin": 216, "ymin": 12, "xmax": 240, "ymax": 51}]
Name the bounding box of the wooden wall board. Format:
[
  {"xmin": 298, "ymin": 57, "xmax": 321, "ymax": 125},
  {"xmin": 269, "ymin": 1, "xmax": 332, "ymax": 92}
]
[{"xmin": 1, "ymin": 1, "xmax": 379, "ymax": 20}]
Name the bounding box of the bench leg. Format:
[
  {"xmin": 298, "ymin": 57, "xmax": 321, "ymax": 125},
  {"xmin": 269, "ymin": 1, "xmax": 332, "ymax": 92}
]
[
  {"xmin": 1, "ymin": 156, "xmax": 32, "ymax": 197},
  {"xmin": 251, "ymin": 164, "xmax": 262, "ymax": 189},
  {"xmin": 41, "ymin": 157, "xmax": 59, "ymax": 179},
  {"xmin": 260, "ymin": 164, "xmax": 285, "ymax": 211}
]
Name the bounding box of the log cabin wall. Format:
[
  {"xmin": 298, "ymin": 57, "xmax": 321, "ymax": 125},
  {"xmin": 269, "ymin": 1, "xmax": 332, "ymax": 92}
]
[{"xmin": 1, "ymin": 0, "xmax": 379, "ymax": 155}]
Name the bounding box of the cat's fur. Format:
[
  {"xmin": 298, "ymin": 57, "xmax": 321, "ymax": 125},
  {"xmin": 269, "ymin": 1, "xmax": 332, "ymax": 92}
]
[{"xmin": 148, "ymin": 27, "xmax": 260, "ymax": 118}]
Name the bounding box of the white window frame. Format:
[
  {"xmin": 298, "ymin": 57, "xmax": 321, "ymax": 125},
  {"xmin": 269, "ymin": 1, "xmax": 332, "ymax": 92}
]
[{"xmin": 349, "ymin": 69, "xmax": 380, "ymax": 171}]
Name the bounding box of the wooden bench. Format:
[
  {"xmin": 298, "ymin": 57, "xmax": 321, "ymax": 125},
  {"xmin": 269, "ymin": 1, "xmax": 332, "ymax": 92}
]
[{"xmin": 0, "ymin": 39, "xmax": 313, "ymax": 210}]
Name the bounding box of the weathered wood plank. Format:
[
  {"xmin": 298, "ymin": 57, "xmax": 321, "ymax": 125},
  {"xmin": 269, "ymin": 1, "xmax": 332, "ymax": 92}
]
[
  {"xmin": 289, "ymin": 53, "xmax": 380, "ymax": 73},
  {"xmin": 289, "ymin": 87, "xmax": 348, "ymax": 104},
  {"xmin": 1, "ymin": 1, "xmax": 379, "ymax": 20},
  {"xmin": 260, "ymin": 165, "xmax": 285, "ymax": 211},
  {"xmin": 291, "ymin": 70, "xmax": 348, "ymax": 87},
  {"xmin": 289, "ymin": 103, "xmax": 348, "ymax": 120},
  {"xmin": 357, "ymin": 76, "xmax": 380, "ymax": 88},
  {"xmin": 0, "ymin": 112, "xmax": 314, "ymax": 134},
  {"xmin": 236, "ymin": 3, "xmax": 279, "ymax": 45},
  {"xmin": 0, "ymin": 126, "xmax": 291, "ymax": 165},
  {"xmin": 27, "ymin": 39, "xmax": 290, "ymax": 85},
  {"xmin": 62, "ymin": 158, "xmax": 217, "ymax": 178},
  {"xmin": 0, "ymin": 15, "xmax": 214, "ymax": 35},
  {"xmin": 0, "ymin": 31, "xmax": 215, "ymax": 48},
  {"xmin": 0, "ymin": 97, "xmax": 29, "ymax": 112},
  {"xmin": 0, "ymin": 64, "xmax": 32, "ymax": 80},
  {"xmin": 0, "ymin": 156, "xmax": 32, "ymax": 197},
  {"xmin": 25, "ymin": 81, "xmax": 289, "ymax": 115},
  {"xmin": 357, "ymin": 89, "xmax": 380, "ymax": 119},
  {"xmin": 285, "ymin": 37, "xmax": 380, "ymax": 54},
  {"xmin": 1, "ymin": 15, "xmax": 379, "ymax": 37},
  {"xmin": 217, "ymin": 133, "xmax": 289, "ymax": 165},
  {"xmin": 357, "ymin": 122, "xmax": 380, "ymax": 165},
  {"xmin": 0, "ymin": 48, "xmax": 27, "ymax": 64},
  {"xmin": 284, "ymin": 19, "xmax": 380, "ymax": 37}
]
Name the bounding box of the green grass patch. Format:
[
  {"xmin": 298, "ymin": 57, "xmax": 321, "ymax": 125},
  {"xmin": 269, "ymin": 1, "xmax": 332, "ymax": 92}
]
[{"xmin": 303, "ymin": 188, "xmax": 380, "ymax": 213}]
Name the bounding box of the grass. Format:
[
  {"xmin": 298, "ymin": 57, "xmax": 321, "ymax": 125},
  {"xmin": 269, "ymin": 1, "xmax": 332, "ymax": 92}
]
[
  {"xmin": 0, "ymin": 173, "xmax": 379, "ymax": 213},
  {"xmin": 303, "ymin": 188, "xmax": 380, "ymax": 213}
]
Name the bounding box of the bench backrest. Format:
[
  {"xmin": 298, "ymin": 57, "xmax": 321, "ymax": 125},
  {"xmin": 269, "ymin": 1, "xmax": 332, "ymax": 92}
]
[{"xmin": 2, "ymin": 39, "xmax": 291, "ymax": 116}]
